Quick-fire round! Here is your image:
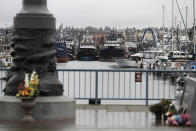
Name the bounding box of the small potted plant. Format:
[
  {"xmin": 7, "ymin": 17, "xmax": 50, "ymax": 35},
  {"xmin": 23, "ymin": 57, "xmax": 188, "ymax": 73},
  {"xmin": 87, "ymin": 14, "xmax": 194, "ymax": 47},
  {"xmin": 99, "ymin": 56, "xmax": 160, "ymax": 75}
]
[
  {"xmin": 149, "ymin": 99, "xmax": 172, "ymax": 120},
  {"xmin": 150, "ymin": 103, "xmax": 165, "ymax": 120},
  {"xmin": 16, "ymin": 70, "xmax": 40, "ymax": 122},
  {"xmin": 160, "ymin": 99, "xmax": 172, "ymax": 120}
]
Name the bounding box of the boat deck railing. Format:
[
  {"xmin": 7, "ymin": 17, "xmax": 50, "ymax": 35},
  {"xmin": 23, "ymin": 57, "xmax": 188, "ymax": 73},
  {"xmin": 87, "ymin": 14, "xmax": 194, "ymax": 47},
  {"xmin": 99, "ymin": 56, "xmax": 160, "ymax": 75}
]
[{"xmin": 1, "ymin": 68, "xmax": 196, "ymax": 105}]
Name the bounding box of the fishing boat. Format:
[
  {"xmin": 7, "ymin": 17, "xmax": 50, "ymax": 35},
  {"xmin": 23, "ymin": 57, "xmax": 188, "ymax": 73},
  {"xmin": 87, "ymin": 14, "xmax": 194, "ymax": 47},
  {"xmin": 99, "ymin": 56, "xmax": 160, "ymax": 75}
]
[
  {"xmin": 131, "ymin": 50, "xmax": 157, "ymax": 63},
  {"xmin": 77, "ymin": 32, "xmax": 98, "ymax": 61},
  {"xmin": 65, "ymin": 36, "xmax": 77, "ymax": 60},
  {"xmin": 123, "ymin": 48, "xmax": 169, "ymax": 69},
  {"xmin": 98, "ymin": 32, "xmax": 125, "ymax": 61},
  {"xmin": 168, "ymin": 50, "xmax": 194, "ymax": 61},
  {"xmin": 163, "ymin": 34, "xmax": 171, "ymax": 45},
  {"xmin": 0, "ymin": 29, "xmax": 13, "ymax": 67},
  {"xmin": 0, "ymin": 53, "xmax": 12, "ymax": 67},
  {"xmin": 55, "ymin": 37, "xmax": 69, "ymax": 63},
  {"xmin": 114, "ymin": 57, "xmax": 142, "ymax": 68}
]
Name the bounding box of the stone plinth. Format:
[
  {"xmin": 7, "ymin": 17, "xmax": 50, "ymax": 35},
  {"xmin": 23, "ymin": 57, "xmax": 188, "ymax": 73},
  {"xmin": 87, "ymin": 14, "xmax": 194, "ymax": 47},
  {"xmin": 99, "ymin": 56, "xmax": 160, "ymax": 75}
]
[
  {"xmin": 0, "ymin": 96, "xmax": 75, "ymax": 122},
  {"xmin": 182, "ymin": 76, "xmax": 196, "ymax": 125}
]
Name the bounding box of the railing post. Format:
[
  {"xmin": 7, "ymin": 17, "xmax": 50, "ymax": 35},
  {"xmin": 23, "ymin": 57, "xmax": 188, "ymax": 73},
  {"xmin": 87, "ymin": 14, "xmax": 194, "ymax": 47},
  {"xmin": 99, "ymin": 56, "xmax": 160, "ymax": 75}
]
[
  {"xmin": 95, "ymin": 71, "xmax": 99, "ymax": 105},
  {"xmin": 146, "ymin": 72, "xmax": 149, "ymax": 106}
]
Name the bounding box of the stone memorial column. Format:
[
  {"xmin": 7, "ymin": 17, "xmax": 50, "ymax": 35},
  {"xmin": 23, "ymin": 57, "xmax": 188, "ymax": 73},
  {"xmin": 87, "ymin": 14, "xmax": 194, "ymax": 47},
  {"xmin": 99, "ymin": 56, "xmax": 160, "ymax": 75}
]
[{"xmin": 4, "ymin": 0, "xmax": 63, "ymax": 96}]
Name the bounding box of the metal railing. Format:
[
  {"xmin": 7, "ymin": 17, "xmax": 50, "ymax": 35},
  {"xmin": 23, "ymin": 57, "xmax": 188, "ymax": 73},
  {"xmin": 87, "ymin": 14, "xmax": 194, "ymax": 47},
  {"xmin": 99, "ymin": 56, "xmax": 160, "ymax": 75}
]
[
  {"xmin": 57, "ymin": 69, "xmax": 195, "ymax": 105},
  {"xmin": 0, "ymin": 68, "xmax": 8, "ymax": 94},
  {"xmin": 1, "ymin": 68, "xmax": 196, "ymax": 105}
]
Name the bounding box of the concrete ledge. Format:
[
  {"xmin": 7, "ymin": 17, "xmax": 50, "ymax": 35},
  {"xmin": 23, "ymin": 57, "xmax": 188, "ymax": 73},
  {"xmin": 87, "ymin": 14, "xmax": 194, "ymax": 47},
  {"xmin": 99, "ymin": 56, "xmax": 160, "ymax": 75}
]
[{"xmin": 0, "ymin": 96, "xmax": 75, "ymax": 122}]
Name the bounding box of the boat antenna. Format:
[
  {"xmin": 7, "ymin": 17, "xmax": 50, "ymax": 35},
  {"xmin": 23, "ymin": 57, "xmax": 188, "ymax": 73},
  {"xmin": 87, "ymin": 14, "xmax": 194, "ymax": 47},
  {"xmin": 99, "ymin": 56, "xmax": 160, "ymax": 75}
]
[
  {"xmin": 179, "ymin": 22, "xmax": 182, "ymax": 54},
  {"xmin": 162, "ymin": 5, "xmax": 165, "ymax": 51},
  {"xmin": 172, "ymin": 0, "xmax": 174, "ymax": 51}
]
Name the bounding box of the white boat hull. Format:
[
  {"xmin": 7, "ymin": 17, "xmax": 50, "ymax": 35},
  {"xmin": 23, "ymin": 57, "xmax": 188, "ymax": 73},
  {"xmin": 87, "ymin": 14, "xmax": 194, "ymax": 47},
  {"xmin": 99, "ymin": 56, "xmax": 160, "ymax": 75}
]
[{"xmin": 115, "ymin": 58, "xmax": 139, "ymax": 68}]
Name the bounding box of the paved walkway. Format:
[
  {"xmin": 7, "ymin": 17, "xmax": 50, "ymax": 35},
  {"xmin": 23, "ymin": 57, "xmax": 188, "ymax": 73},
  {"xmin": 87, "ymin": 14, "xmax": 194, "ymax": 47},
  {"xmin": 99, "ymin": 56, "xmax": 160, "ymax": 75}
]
[{"xmin": 0, "ymin": 105, "xmax": 195, "ymax": 131}]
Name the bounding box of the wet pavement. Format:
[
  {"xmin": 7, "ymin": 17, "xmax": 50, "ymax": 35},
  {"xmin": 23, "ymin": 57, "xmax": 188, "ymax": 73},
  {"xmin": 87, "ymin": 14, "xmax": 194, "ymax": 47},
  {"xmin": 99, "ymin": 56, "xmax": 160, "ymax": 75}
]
[{"xmin": 0, "ymin": 105, "xmax": 196, "ymax": 131}]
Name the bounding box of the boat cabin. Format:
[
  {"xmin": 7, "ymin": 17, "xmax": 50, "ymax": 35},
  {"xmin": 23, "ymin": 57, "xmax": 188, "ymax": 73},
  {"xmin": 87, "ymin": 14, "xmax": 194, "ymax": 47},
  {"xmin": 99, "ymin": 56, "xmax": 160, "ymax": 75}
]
[{"xmin": 167, "ymin": 51, "xmax": 193, "ymax": 59}]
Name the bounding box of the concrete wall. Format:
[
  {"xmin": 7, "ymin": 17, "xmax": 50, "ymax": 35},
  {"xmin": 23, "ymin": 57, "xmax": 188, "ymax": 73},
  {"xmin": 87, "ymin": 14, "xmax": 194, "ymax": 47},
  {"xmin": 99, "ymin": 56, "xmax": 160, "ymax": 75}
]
[{"xmin": 0, "ymin": 96, "xmax": 75, "ymax": 122}]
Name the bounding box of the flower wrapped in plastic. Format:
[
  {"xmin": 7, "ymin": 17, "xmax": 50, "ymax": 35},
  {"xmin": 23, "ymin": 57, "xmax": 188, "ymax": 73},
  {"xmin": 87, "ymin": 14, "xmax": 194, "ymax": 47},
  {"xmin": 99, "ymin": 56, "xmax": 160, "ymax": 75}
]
[{"xmin": 16, "ymin": 71, "xmax": 40, "ymax": 98}]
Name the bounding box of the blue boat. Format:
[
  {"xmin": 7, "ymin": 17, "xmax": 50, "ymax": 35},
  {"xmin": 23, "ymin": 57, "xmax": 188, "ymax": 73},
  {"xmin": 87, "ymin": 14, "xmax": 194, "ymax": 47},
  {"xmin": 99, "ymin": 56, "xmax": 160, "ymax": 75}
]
[{"xmin": 55, "ymin": 38, "xmax": 69, "ymax": 63}]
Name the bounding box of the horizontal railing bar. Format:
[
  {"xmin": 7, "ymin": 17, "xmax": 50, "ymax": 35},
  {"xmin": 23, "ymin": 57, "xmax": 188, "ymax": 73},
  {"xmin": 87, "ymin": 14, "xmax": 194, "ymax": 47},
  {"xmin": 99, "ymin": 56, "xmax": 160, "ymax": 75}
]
[
  {"xmin": 1, "ymin": 67, "xmax": 196, "ymax": 73},
  {"xmin": 74, "ymin": 98, "xmax": 175, "ymax": 100},
  {"xmin": 56, "ymin": 69, "xmax": 196, "ymax": 73},
  {"xmin": 0, "ymin": 68, "xmax": 9, "ymax": 71}
]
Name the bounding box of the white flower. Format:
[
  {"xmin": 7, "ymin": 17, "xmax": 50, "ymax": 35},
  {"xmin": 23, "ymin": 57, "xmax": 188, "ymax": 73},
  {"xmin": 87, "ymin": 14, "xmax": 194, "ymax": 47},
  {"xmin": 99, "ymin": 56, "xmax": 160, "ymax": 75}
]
[
  {"xmin": 25, "ymin": 73, "xmax": 29, "ymax": 87},
  {"xmin": 30, "ymin": 70, "xmax": 36, "ymax": 81}
]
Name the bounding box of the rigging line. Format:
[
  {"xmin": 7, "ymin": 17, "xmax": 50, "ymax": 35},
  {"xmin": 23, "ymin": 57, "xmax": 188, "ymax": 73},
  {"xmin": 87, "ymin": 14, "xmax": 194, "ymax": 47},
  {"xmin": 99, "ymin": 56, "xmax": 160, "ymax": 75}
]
[{"xmin": 176, "ymin": 0, "xmax": 186, "ymax": 29}]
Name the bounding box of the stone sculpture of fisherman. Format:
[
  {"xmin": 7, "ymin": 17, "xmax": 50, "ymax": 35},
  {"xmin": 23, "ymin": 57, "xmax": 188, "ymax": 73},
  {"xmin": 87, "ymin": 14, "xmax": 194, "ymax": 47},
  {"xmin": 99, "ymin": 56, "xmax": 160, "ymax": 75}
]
[{"xmin": 4, "ymin": 0, "xmax": 64, "ymax": 96}]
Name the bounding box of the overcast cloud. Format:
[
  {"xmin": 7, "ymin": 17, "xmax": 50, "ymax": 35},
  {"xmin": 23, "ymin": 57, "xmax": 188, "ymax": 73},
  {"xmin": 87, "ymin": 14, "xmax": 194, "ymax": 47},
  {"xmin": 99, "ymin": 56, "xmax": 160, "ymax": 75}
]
[{"xmin": 0, "ymin": 0, "xmax": 194, "ymax": 29}]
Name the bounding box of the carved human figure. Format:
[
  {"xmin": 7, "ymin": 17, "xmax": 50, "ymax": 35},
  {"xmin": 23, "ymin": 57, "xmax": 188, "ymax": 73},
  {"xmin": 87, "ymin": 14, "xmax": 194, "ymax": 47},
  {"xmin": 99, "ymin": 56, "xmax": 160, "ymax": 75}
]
[{"xmin": 4, "ymin": 0, "xmax": 63, "ymax": 96}]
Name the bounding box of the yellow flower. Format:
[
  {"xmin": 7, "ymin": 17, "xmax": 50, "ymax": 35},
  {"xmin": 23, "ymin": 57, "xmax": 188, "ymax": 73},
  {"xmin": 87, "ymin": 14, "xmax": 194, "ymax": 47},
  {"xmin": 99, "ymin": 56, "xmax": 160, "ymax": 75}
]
[
  {"xmin": 29, "ymin": 88, "xmax": 34, "ymax": 91},
  {"xmin": 30, "ymin": 81, "xmax": 35, "ymax": 85},
  {"xmin": 19, "ymin": 91, "xmax": 23, "ymax": 95},
  {"xmin": 19, "ymin": 91, "xmax": 25, "ymax": 96}
]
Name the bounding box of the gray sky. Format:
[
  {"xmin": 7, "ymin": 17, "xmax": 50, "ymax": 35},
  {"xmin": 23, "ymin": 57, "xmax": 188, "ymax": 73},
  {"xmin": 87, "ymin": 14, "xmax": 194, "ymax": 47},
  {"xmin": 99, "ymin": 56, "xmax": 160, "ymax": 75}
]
[{"xmin": 0, "ymin": 0, "xmax": 194, "ymax": 29}]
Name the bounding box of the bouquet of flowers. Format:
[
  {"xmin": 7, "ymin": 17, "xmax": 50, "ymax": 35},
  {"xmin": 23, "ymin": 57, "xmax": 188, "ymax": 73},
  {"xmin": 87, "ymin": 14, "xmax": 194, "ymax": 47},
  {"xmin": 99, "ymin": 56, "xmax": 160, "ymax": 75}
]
[{"xmin": 16, "ymin": 71, "xmax": 40, "ymax": 98}]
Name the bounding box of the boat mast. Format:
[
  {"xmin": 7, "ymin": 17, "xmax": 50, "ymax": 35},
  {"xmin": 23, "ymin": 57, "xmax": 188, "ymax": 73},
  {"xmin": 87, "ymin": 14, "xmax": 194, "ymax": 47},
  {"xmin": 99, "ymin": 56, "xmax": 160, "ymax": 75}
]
[
  {"xmin": 179, "ymin": 21, "xmax": 182, "ymax": 53},
  {"xmin": 162, "ymin": 5, "xmax": 165, "ymax": 51},
  {"xmin": 172, "ymin": 0, "xmax": 174, "ymax": 51}
]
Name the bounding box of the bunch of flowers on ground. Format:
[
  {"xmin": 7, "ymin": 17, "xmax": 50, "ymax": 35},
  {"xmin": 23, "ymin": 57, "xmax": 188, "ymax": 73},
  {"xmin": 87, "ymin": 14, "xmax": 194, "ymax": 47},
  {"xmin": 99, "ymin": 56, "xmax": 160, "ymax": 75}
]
[
  {"xmin": 166, "ymin": 104, "xmax": 192, "ymax": 126},
  {"xmin": 16, "ymin": 71, "xmax": 39, "ymax": 98}
]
